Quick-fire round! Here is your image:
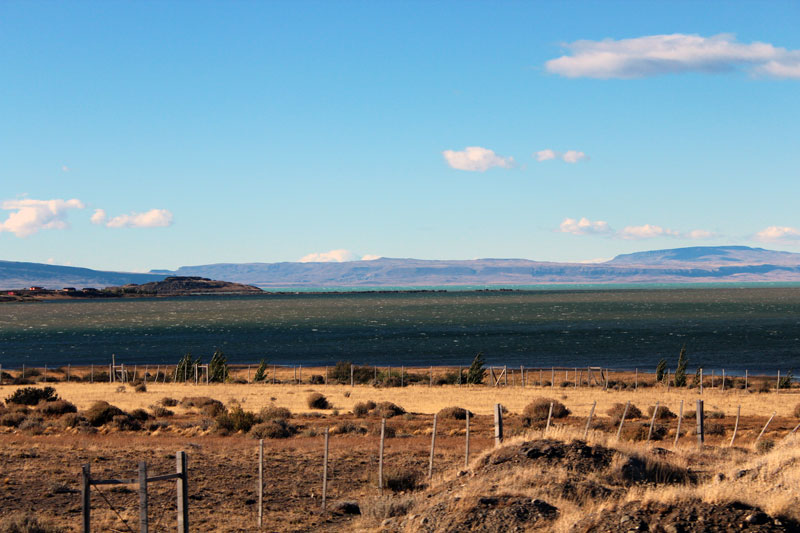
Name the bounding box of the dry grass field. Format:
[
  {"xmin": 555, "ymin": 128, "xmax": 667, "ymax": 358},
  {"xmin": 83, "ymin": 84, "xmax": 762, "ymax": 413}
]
[{"xmin": 2, "ymin": 368, "xmax": 800, "ymax": 532}]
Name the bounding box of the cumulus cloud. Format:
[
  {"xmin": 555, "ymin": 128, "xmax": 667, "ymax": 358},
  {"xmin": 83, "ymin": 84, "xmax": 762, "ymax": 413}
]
[
  {"xmin": 0, "ymin": 198, "xmax": 85, "ymax": 237},
  {"xmin": 534, "ymin": 149, "xmax": 588, "ymax": 163},
  {"xmin": 361, "ymin": 254, "xmax": 382, "ymax": 261},
  {"xmin": 687, "ymin": 229, "xmax": 715, "ymax": 240},
  {"xmin": 299, "ymin": 249, "xmax": 358, "ymax": 263},
  {"xmin": 559, "ymin": 217, "xmax": 612, "ymax": 236},
  {"xmin": 442, "ymin": 146, "xmax": 514, "ymax": 172},
  {"xmin": 619, "ymin": 224, "xmax": 681, "ymax": 239},
  {"xmin": 546, "ymin": 33, "xmax": 800, "ymax": 79},
  {"xmin": 92, "ymin": 208, "xmax": 174, "ymax": 228},
  {"xmin": 756, "ymin": 226, "xmax": 800, "ymax": 242}
]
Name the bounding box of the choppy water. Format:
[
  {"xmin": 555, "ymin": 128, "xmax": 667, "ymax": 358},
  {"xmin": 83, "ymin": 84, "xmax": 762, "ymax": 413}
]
[{"xmin": 1, "ymin": 288, "xmax": 800, "ymax": 373}]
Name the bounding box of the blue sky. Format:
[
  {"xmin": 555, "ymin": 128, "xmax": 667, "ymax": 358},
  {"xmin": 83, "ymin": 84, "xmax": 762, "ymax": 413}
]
[{"xmin": 1, "ymin": 1, "xmax": 799, "ymax": 272}]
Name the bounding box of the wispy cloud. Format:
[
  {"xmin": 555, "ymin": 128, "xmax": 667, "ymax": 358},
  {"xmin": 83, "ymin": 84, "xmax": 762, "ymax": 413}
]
[
  {"xmin": 299, "ymin": 249, "xmax": 382, "ymax": 263},
  {"xmin": 361, "ymin": 254, "xmax": 382, "ymax": 261},
  {"xmin": 92, "ymin": 208, "xmax": 174, "ymax": 228},
  {"xmin": 534, "ymin": 149, "xmax": 588, "ymax": 163},
  {"xmin": 756, "ymin": 226, "xmax": 800, "ymax": 242},
  {"xmin": 442, "ymin": 146, "xmax": 514, "ymax": 172},
  {"xmin": 546, "ymin": 33, "xmax": 800, "ymax": 79},
  {"xmin": 0, "ymin": 198, "xmax": 85, "ymax": 237},
  {"xmin": 559, "ymin": 217, "xmax": 612, "ymax": 235},
  {"xmin": 559, "ymin": 217, "xmax": 714, "ymax": 240},
  {"xmin": 619, "ymin": 224, "xmax": 680, "ymax": 240}
]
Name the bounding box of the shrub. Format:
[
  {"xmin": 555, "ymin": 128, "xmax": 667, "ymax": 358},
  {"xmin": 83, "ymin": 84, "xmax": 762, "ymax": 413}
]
[
  {"xmin": 5, "ymin": 386, "xmax": 58, "ymax": 406},
  {"xmin": 757, "ymin": 380, "xmax": 771, "ymax": 393},
  {"xmin": 437, "ymin": 406, "xmax": 473, "ymax": 420},
  {"xmin": 373, "ymin": 402, "xmax": 405, "ymax": 418},
  {"xmin": 250, "ymin": 419, "xmax": 297, "ymax": 439},
  {"xmin": 60, "ymin": 413, "xmax": 88, "ymax": 429},
  {"xmin": 85, "ymin": 401, "xmax": 125, "ymax": 426},
  {"xmin": 130, "ymin": 408, "xmax": 150, "ymax": 422},
  {"xmin": 706, "ymin": 422, "xmax": 726, "ymax": 436},
  {"xmin": 522, "ymin": 398, "xmax": 570, "ymax": 426},
  {"xmin": 607, "ymin": 403, "xmax": 642, "ymax": 424},
  {"xmin": 629, "ymin": 423, "xmax": 667, "ymax": 441},
  {"xmin": 260, "ymin": 405, "xmax": 291, "ymax": 421},
  {"xmin": 19, "ymin": 416, "xmax": 45, "ymax": 434},
  {"xmin": 353, "ymin": 401, "xmax": 377, "ymax": 417},
  {"xmin": 36, "ymin": 400, "xmax": 77, "ymax": 417},
  {"xmin": 307, "ymin": 392, "xmax": 330, "ymax": 409},
  {"xmin": 253, "ymin": 359, "xmax": 268, "ymax": 382},
  {"xmin": 756, "ymin": 439, "xmax": 775, "ymax": 453},
  {"xmin": 332, "ymin": 421, "xmax": 367, "ymax": 435},
  {"xmin": 0, "ymin": 512, "xmax": 65, "ymax": 533},
  {"xmin": 180, "ymin": 397, "xmax": 225, "ymax": 417},
  {"xmin": 331, "ymin": 361, "xmax": 373, "ymax": 384},
  {"xmin": 0, "ymin": 412, "xmax": 26, "ymax": 427},
  {"xmin": 674, "ymin": 345, "xmax": 688, "ymax": 387},
  {"xmin": 151, "ymin": 406, "xmax": 174, "ymax": 418},
  {"xmin": 465, "ymin": 353, "xmax": 486, "ymax": 385},
  {"xmin": 111, "ymin": 414, "xmax": 141, "ymax": 431},
  {"xmin": 215, "ymin": 406, "xmax": 257, "ymax": 433},
  {"xmin": 209, "ymin": 350, "xmax": 229, "ymax": 382},
  {"xmin": 134, "ymin": 383, "xmax": 147, "ymax": 393},
  {"xmin": 646, "ymin": 405, "xmax": 676, "ymax": 420},
  {"xmin": 384, "ymin": 469, "xmax": 421, "ymax": 492},
  {"xmin": 309, "ymin": 374, "xmax": 325, "ymax": 384},
  {"xmin": 655, "ymin": 359, "xmax": 667, "ymax": 383},
  {"xmin": 794, "ymin": 403, "xmax": 800, "ymax": 418},
  {"xmin": 707, "ymin": 410, "xmax": 725, "ymax": 419},
  {"xmin": 160, "ymin": 397, "xmax": 179, "ymax": 407}
]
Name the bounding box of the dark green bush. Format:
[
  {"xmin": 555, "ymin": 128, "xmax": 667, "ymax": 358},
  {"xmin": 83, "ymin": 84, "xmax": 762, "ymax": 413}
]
[{"xmin": 6, "ymin": 387, "xmax": 58, "ymax": 406}]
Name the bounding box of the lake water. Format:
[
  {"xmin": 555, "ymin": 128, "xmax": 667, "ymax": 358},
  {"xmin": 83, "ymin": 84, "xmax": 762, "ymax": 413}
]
[{"xmin": 2, "ymin": 287, "xmax": 800, "ymax": 373}]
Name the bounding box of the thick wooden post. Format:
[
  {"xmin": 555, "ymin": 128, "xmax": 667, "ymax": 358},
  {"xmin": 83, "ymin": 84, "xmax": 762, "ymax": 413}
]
[
  {"xmin": 322, "ymin": 428, "xmax": 329, "ymax": 509},
  {"xmin": 258, "ymin": 440, "xmax": 263, "ymax": 526},
  {"xmin": 299, "ymin": 365, "xmax": 302, "ymax": 383},
  {"xmin": 428, "ymin": 413, "xmax": 437, "ymax": 479},
  {"xmin": 574, "ymin": 368, "xmax": 578, "ymax": 388},
  {"xmin": 696, "ymin": 400, "xmax": 704, "ymax": 448},
  {"xmin": 138, "ymin": 461, "xmax": 148, "ymax": 533},
  {"xmin": 378, "ymin": 418, "xmax": 386, "ymax": 489},
  {"xmin": 647, "ymin": 402, "xmax": 659, "ymax": 443},
  {"xmin": 583, "ymin": 401, "xmax": 596, "ymax": 440},
  {"xmin": 176, "ymin": 451, "xmax": 188, "ymax": 533},
  {"xmin": 545, "ymin": 402, "xmax": 554, "ymax": 433},
  {"xmin": 82, "ymin": 464, "xmax": 91, "ymax": 533},
  {"xmin": 493, "ymin": 404, "xmax": 503, "ymax": 446},
  {"xmin": 616, "ymin": 401, "xmax": 630, "ymax": 440},
  {"xmin": 465, "ymin": 411, "xmax": 470, "ymax": 469},
  {"xmin": 755, "ymin": 412, "xmax": 776, "ymax": 447},
  {"xmin": 730, "ymin": 405, "xmax": 741, "ymax": 447},
  {"xmin": 674, "ymin": 399, "xmax": 684, "ymax": 449}
]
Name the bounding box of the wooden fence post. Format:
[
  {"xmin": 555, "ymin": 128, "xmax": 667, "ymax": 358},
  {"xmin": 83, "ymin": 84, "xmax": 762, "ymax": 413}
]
[
  {"xmin": 428, "ymin": 413, "xmax": 437, "ymax": 479},
  {"xmin": 674, "ymin": 399, "xmax": 684, "ymax": 449},
  {"xmin": 504, "ymin": 365, "xmax": 508, "ymax": 386},
  {"xmin": 299, "ymin": 365, "xmax": 302, "ymax": 384},
  {"xmin": 699, "ymin": 369, "xmax": 703, "ymax": 394},
  {"xmin": 139, "ymin": 461, "xmax": 148, "ymax": 533},
  {"xmin": 545, "ymin": 402, "xmax": 554, "ymax": 433},
  {"xmin": 82, "ymin": 464, "xmax": 90, "ymax": 533},
  {"xmin": 604, "ymin": 368, "xmax": 608, "ymax": 391},
  {"xmin": 722, "ymin": 369, "xmax": 726, "ymax": 392},
  {"xmin": 465, "ymin": 411, "xmax": 470, "ymax": 469},
  {"xmin": 777, "ymin": 371, "xmax": 781, "ymax": 393},
  {"xmin": 647, "ymin": 402, "xmax": 659, "ymax": 443},
  {"xmin": 635, "ymin": 368, "xmax": 638, "ymax": 391},
  {"xmin": 745, "ymin": 370, "xmax": 748, "ymax": 392},
  {"xmin": 493, "ymin": 404, "xmax": 503, "ymax": 446},
  {"xmin": 583, "ymin": 401, "xmax": 596, "ymax": 440},
  {"xmin": 322, "ymin": 428, "xmax": 329, "ymax": 509},
  {"xmin": 350, "ymin": 364, "xmax": 354, "ymax": 387},
  {"xmin": 696, "ymin": 400, "xmax": 704, "ymax": 448},
  {"xmin": 258, "ymin": 439, "xmax": 264, "ymax": 526},
  {"xmin": 378, "ymin": 418, "xmax": 386, "ymax": 490},
  {"xmin": 248, "ymin": 365, "xmax": 251, "ymax": 384},
  {"xmin": 755, "ymin": 412, "xmax": 776, "ymax": 448},
  {"xmin": 730, "ymin": 405, "xmax": 741, "ymax": 447},
  {"xmin": 521, "ymin": 365, "xmax": 525, "ymax": 387},
  {"xmin": 176, "ymin": 451, "xmax": 188, "ymax": 533},
  {"xmin": 551, "ymin": 367, "xmax": 554, "ymax": 389},
  {"xmin": 616, "ymin": 401, "xmax": 630, "ymax": 440}
]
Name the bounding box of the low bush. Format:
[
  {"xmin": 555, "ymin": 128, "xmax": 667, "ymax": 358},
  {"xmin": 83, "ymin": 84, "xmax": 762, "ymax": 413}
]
[
  {"xmin": 629, "ymin": 423, "xmax": 668, "ymax": 441},
  {"xmin": 437, "ymin": 406, "xmax": 473, "ymax": 420},
  {"xmin": 5, "ymin": 386, "xmax": 58, "ymax": 406},
  {"xmin": 150, "ymin": 406, "xmax": 174, "ymax": 418},
  {"xmin": 130, "ymin": 408, "xmax": 150, "ymax": 422},
  {"xmin": 36, "ymin": 400, "xmax": 77, "ymax": 417},
  {"xmin": 756, "ymin": 438, "xmax": 775, "ymax": 453},
  {"xmin": 707, "ymin": 410, "xmax": 725, "ymax": 419},
  {"xmin": 522, "ymin": 398, "xmax": 570, "ymax": 426},
  {"xmin": 160, "ymin": 397, "xmax": 179, "ymax": 407},
  {"xmin": 180, "ymin": 397, "xmax": 225, "ymax": 417},
  {"xmin": 309, "ymin": 374, "xmax": 325, "ymax": 384},
  {"xmin": 384, "ymin": 469, "xmax": 421, "ymax": 492},
  {"xmin": 111, "ymin": 414, "xmax": 141, "ymax": 431},
  {"xmin": 215, "ymin": 406, "xmax": 257, "ymax": 433},
  {"xmin": 607, "ymin": 403, "xmax": 642, "ymax": 424},
  {"xmin": 332, "ymin": 421, "xmax": 367, "ymax": 435},
  {"xmin": 646, "ymin": 405, "xmax": 676, "ymax": 420},
  {"xmin": 370, "ymin": 424, "xmax": 396, "ymax": 438},
  {"xmin": 85, "ymin": 401, "xmax": 125, "ymax": 426},
  {"xmin": 794, "ymin": 403, "xmax": 800, "ymax": 418},
  {"xmin": 260, "ymin": 405, "xmax": 291, "ymax": 421},
  {"xmin": 19, "ymin": 416, "xmax": 45, "ymax": 434},
  {"xmin": 353, "ymin": 401, "xmax": 377, "ymax": 417},
  {"xmin": 0, "ymin": 512, "xmax": 65, "ymax": 533},
  {"xmin": 133, "ymin": 383, "xmax": 147, "ymax": 393},
  {"xmin": 706, "ymin": 422, "xmax": 726, "ymax": 436},
  {"xmin": 250, "ymin": 419, "xmax": 297, "ymax": 439},
  {"xmin": 60, "ymin": 413, "xmax": 88, "ymax": 429},
  {"xmin": 0, "ymin": 412, "xmax": 27, "ymax": 427},
  {"xmin": 307, "ymin": 392, "xmax": 330, "ymax": 409},
  {"xmin": 373, "ymin": 402, "xmax": 405, "ymax": 418}
]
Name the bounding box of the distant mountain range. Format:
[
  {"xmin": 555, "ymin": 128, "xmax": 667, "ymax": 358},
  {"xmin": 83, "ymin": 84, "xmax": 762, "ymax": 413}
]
[{"xmin": 4, "ymin": 246, "xmax": 800, "ymax": 290}]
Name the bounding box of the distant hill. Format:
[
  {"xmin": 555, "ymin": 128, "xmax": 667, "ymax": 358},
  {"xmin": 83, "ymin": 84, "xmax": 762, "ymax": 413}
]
[
  {"xmin": 5, "ymin": 246, "xmax": 800, "ymax": 290},
  {"xmin": 107, "ymin": 276, "xmax": 262, "ymax": 296},
  {"xmin": 0, "ymin": 260, "xmax": 166, "ymax": 290}
]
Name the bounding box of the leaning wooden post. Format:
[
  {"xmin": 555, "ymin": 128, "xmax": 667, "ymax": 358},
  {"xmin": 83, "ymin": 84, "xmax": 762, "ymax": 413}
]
[
  {"xmin": 428, "ymin": 413, "xmax": 438, "ymax": 479},
  {"xmin": 696, "ymin": 400, "xmax": 704, "ymax": 448},
  {"xmin": 139, "ymin": 461, "xmax": 148, "ymax": 533},
  {"xmin": 673, "ymin": 399, "xmax": 684, "ymax": 449},
  {"xmin": 583, "ymin": 401, "xmax": 596, "ymax": 440},
  {"xmin": 82, "ymin": 464, "xmax": 91, "ymax": 533},
  {"xmin": 322, "ymin": 428, "xmax": 329, "ymax": 510},
  {"xmin": 493, "ymin": 404, "xmax": 503, "ymax": 446},
  {"xmin": 545, "ymin": 402, "xmax": 554, "ymax": 433},
  {"xmin": 647, "ymin": 402, "xmax": 659, "ymax": 443},
  {"xmin": 755, "ymin": 412, "xmax": 776, "ymax": 448},
  {"xmin": 176, "ymin": 451, "xmax": 189, "ymax": 533},
  {"xmin": 730, "ymin": 405, "xmax": 741, "ymax": 447},
  {"xmin": 465, "ymin": 411, "xmax": 470, "ymax": 469},
  {"xmin": 378, "ymin": 418, "xmax": 386, "ymax": 490},
  {"xmin": 604, "ymin": 368, "xmax": 608, "ymax": 391},
  {"xmin": 616, "ymin": 401, "xmax": 630, "ymax": 440},
  {"xmin": 258, "ymin": 439, "xmax": 264, "ymax": 526}
]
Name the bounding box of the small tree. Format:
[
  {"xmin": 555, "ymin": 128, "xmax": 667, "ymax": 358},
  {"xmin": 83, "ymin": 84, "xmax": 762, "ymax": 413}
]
[
  {"xmin": 779, "ymin": 370, "xmax": 794, "ymax": 389},
  {"xmin": 674, "ymin": 345, "xmax": 688, "ymax": 387},
  {"xmin": 692, "ymin": 367, "xmax": 702, "ymax": 388},
  {"xmin": 209, "ymin": 350, "xmax": 229, "ymax": 383},
  {"xmin": 175, "ymin": 352, "xmax": 199, "ymax": 383},
  {"xmin": 254, "ymin": 359, "xmax": 268, "ymax": 382},
  {"xmin": 465, "ymin": 352, "xmax": 486, "ymax": 385},
  {"xmin": 655, "ymin": 359, "xmax": 667, "ymax": 383}
]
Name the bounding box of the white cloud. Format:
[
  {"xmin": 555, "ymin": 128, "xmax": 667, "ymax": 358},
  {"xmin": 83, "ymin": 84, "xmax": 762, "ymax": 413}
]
[
  {"xmin": 361, "ymin": 254, "xmax": 382, "ymax": 261},
  {"xmin": 620, "ymin": 224, "xmax": 680, "ymax": 239},
  {"xmin": 534, "ymin": 149, "xmax": 588, "ymax": 163},
  {"xmin": 535, "ymin": 149, "xmax": 557, "ymax": 162},
  {"xmin": 93, "ymin": 208, "xmax": 173, "ymax": 228},
  {"xmin": 299, "ymin": 249, "xmax": 358, "ymax": 263},
  {"xmin": 546, "ymin": 33, "xmax": 800, "ymax": 79},
  {"xmin": 756, "ymin": 226, "xmax": 800, "ymax": 241},
  {"xmin": 442, "ymin": 146, "xmax": 514, "ymax": 172},
  {"xmin": 0, "ymin": 198, "xmax": 85, "ymax": 237},
  {"xmin": 687, "ymin": 229, "xmax": 715, "ymax": 240},
  {"xmin": 61, "ymin": 165, "xmax": 70, "ymax": 172},
  {"xmin": 559, "ymin": 217, "xmax": 612, "ymax": 236}
]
